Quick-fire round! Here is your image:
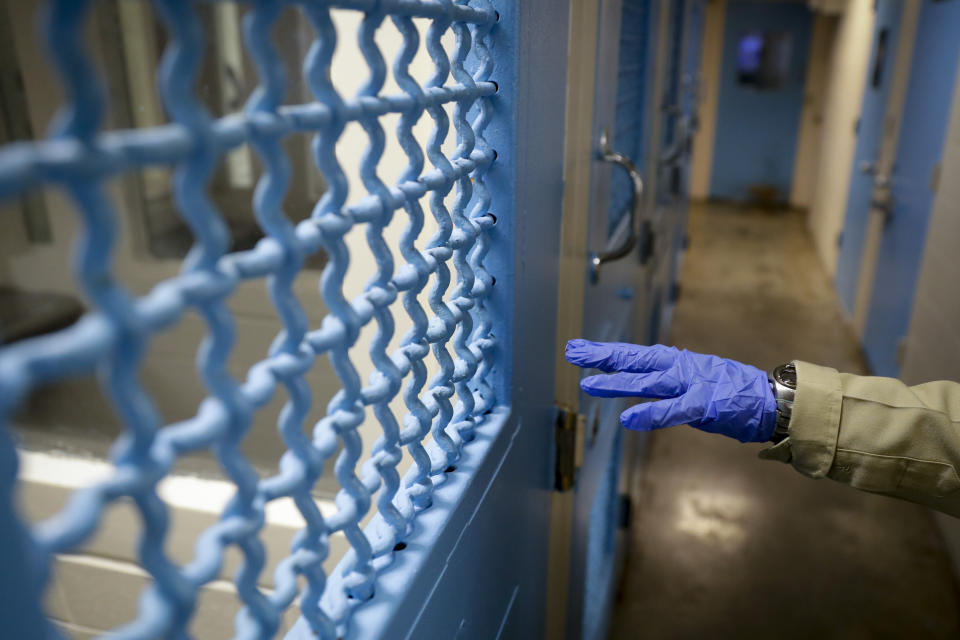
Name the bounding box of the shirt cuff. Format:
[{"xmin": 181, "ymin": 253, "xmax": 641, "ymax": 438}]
[{"xmin": 758, "ymin": 360, "xmax": 843, "ymax": 478}]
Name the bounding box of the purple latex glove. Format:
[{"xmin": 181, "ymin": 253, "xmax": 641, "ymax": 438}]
[{"xmin": 565, "ymin": 340, "xmax": 777, "ymax": 443}]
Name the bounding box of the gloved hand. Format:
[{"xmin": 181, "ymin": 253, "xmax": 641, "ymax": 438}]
[{"xmin": 564, "ymin": 340, "xmax": 777, "ymax": 443}]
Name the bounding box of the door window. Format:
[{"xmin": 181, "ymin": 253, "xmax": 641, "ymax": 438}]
[{"xmin": 610, "ymin": 0, "xmax": 652, "ymax": 237}]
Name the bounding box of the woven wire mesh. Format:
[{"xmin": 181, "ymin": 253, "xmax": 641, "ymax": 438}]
[{"xmin": 0, "ymin": 0, "xmax": 499, "ymax": 637}]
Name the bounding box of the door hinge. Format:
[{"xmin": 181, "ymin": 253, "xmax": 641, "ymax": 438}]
[{"xmin": 554, "ymin": 405, "xmax": 585, "ymax": 492}]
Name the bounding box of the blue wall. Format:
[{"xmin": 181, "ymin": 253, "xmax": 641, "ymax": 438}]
[{"xmin": 709, "ymin": 1, "xmax": 812, "ymax": 202}]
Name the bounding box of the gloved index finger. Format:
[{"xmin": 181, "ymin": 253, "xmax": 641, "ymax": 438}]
[{"xmin": 565, "ymin": 340, "xmax": 678, "ymax": 373}]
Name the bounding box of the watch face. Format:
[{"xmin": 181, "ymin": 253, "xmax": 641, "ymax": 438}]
[{"xmin": 774, "ymin": 364, "xmax": 797, "ymax": 389}]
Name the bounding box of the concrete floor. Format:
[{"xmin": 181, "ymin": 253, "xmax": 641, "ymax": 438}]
[{"xmin": 610, "ymin": 203, "xmax": 960, "ymax": 639}]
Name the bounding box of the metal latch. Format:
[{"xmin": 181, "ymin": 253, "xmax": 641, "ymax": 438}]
[{"xmin": 554, "ymin": 405, "xmax": 585, "ymax": 492}]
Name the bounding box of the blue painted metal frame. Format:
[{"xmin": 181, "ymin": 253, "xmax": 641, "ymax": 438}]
[
  {"xmin": 0, "ymin": 0, "xmax": 572, "ymax": 638},
  {"xmin": 0, "ymin": 426, "xmax": 49, "ymax": 637},
  {"xmin": 834, "ymin": 0, "xmax": 904, "ymax": 315}
]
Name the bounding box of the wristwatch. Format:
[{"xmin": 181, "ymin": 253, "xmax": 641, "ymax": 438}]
[{"xmin": 768, "ymin": 363, "xmax": 796, "ymax": 443}]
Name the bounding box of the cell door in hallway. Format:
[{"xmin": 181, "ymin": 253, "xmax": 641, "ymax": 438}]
[
  {"xmin": 860, "ymin": 0, "xmax": 960, "ymax": 377},
  {"xmin": 551, "ymin": 0, "xmax": 675, "ymax": 637},
  {"xmin": 834, "ymin": 0, "xmax": 909, "ymax": 316},
  {"xmin": 651, "ymin": 0, "xmax": 705, "ymax": 344},
  {"xmin": 0, "ymin": 1, "xmax": 570, "ymax": 639}
]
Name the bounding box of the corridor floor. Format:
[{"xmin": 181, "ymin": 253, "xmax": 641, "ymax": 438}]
[{"xmin": 609, "ymin": 203, "xmax": 960, "ymax": 639}]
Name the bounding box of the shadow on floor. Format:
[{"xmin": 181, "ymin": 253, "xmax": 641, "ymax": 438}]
[{"xmin": 610, "ymin": 203, "xmax": 960, "ymax": 639}]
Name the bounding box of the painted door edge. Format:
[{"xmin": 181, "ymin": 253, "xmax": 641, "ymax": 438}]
[{"xmin": 285, "ymin": 407, "xmax": 522, "ymax": 640}]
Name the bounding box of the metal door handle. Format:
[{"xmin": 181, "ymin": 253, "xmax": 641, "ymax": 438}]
[{"xmin": 590, "ymin": 130, "xmax": 645, "ymax": 280}]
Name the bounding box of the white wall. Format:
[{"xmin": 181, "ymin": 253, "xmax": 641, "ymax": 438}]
[
  {"xmin": 689, "ymin": 0, "xmax": 726, "ymax": 201},
  {"xmin": 790, "ymin": 13, "xmax": 836, "ymax": 209},
  {"xmin": 806, "ymin": 0, "xmax": 874, "ymax": 274},
  {"xmin": 900, "ymin": 66, "xmax": 960, "ymax": 396},
  {"xmin": 900, "ymin": 61, "xmax": 960, "ymax": 581}
]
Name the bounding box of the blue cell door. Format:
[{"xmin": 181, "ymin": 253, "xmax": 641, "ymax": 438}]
[
  {"xmin": 658, "ymin": 0, "xmax": 706, "ymax": 341},
  {"xmin": 861, "ymin": 0, "xmax": 960, "ymax": 377},
  {"xmin": 564, "ymin": 0, "xmax": 665, "ymax": 638},
  {"xmin": 834, "ymin": 0, "xmax": 907, "ymax": 315}
]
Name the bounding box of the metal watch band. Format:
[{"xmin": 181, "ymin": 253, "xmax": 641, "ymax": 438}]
[{"xmin": 768, "ymin": 363, "xmax": 796, "ymax": 443}]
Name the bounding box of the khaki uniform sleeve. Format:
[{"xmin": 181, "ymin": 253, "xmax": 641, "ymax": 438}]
[{"xmin": 759, "ymin": 360, "xmax": 960, "ymax": 517}]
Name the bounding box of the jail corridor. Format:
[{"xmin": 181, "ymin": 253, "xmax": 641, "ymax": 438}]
[
  {"xmin": 3, "ymin": 0, "xmax": 960, "ymax": 638},
  {"xmin": 610, "ymin": 203, "xmax": 960, "ymax": 638}
]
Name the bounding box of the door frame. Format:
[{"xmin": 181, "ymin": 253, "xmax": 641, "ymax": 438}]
[
  {"xmin": 550, "ymin": 0, "xmax": 630, "ymax": 634},
  {"xmin": 547, "ymin": 0, "xmax": 602, "ymax": 633},
  {"xmin": 548, "ymin": 0, "xmax": 674, "ymax": 636}
]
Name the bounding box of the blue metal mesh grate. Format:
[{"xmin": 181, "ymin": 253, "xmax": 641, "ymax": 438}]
[{"xmin": 0, "ymin": 0, "xmax": 499, "ymax": 637}]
